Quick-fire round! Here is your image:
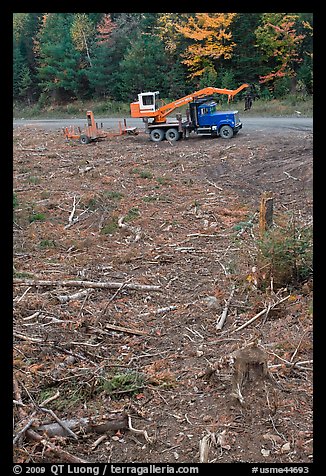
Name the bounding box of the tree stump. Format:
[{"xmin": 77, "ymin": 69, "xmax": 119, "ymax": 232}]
[
  {"xmin": 259, "ymin": 192, "xmax": 274, "ymax": 237},
  {"xmin": 231, "ymin": 345, "xmax": 269, "ymax": 404}
]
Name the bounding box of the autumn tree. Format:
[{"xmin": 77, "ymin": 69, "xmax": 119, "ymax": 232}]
[
  {"xmin": 156, "ymin": 13, "xmax": 191, "ymax": 96},
  {"xmin": 70, "ymin": 13, "xmax": 96, "ymax": 67},
  {"xmin": 255, "ymin": 13, "xmax": 306, "ymax": 93},
  {"xmin": 176, "ymin": 13, "xmax": 237, "ymax": 83},
  {"xmin": 295, "ymin": 13, "xmax": 313, "ymax": 94}
]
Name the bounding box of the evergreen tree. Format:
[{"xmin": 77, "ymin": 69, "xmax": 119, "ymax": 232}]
[
  {"xmin": 18, "ymin": 66, "xmax": 33, "ymax": 101},
  {"xmin": 36, "ymin": 13, "xmax": 84, "ymax": 102},
  {"xmin": 13, "ymin": 13, "xmax": 42, "ymax": 101},
  {"xmin": 166, "ymin": 62, "xmax": 188, "ymax": 98},
  {"xmin": 229, "ymin": 13, "xmax": 265, "ymax": 85},
  {"xmin": 198, "ymin": 63, "xmax": 218, "ymax": 88},
  {"xmin": 86, "ymin": 43, "xmax": 114, "ymax": 98},
  {"xmin": 90, "ymin": 13, "xmax": 145, "ymax": 100},
  {"xmin": 13, "ymin": 47, "xmax": 26, "ymax": 98},
  {"xmin": 116, "ymin": 33, "xmax": 169, "ymax": 101},
  {"xmin": 86, "ymin": 14, "xmax": 117, "ymax": 98}
]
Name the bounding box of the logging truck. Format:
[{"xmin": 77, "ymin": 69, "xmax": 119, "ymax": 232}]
[{"xmin": 130, "ymin": 84, "xmax": 249, "ymax": 141}]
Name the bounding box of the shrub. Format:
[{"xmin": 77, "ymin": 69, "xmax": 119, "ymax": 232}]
[
  {"xmin": 28, "ymin": 176, "xmax": 41, "ymax": 185},
  {"xmin": 97, "ymin": 370, "xmax": 146, "ymax": 397},
  {"xmin": 29, "ymin": 212, "xmax": 46, "ymax": 223},
  {"xmin": 101, "ymin": 219, "xmax": 118, "ymax": 235},
  {"xmin": 257, "ymin": 219, "xmax": 312, "ymax": 289},
  {"xmin": 103, "ymin": 191, "xmax": 124, "ymax": 201},
  {"xmin": 139, "ymin": 170, "xmax": 153, "ymax": 179},
  {"xmin": 39, "ymin": 239, "xmax": 56, "ymax": 248},
  {"xmin": 124, "ymin": 207, "xmax": 140, "ymax": 222}
]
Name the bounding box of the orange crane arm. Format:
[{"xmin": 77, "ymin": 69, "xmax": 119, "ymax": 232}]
[{"xmin": 130, "ymin": 84, "xmax": 249, "ymax": 123}]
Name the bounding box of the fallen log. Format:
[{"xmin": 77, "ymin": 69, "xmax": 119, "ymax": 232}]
[
  {"xmin": 13, "ymin": 278, "xmax": 161, "ymax": 292},
  {"xmin": 37, "ymin": 413, "xmax": 128, "ymax": 438}
]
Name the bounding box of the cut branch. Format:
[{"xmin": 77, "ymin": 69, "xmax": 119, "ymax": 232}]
[
  {"xmin": 33, "ymin": 432, "xmax": 89, "ymax": 463},
  {"xmin": 216, "ymin": 284, "xmax": 235, "ymax": 330},
  {"xmin": 104, "ymin": 323, "xmax": 148, "ymax": 336},
  {"xmin": 57, "ymin": 289, "xmax": 93, "ymax": 303},
  {"xmin": 127, "ymin": 415, "xmax": 154, "ymax": 443},
  {"xmin": 64, "ymin": 195, "xmax": 78, "ymax": 229},
  {"xmin": 13, "ymin": 278, "xmax": 161, "ymax": 292},
  {"xmin": 232, "ymin": 295, "xmax": 290, "ymax": 333}
]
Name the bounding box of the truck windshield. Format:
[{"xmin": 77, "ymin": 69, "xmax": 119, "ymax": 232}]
[{"xmin": 200, "ymin": 105, "xmax": 217, "ymax": 115}]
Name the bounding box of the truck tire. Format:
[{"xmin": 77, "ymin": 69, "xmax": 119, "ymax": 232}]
[
  {"xmin": 150, "ymin": 128, "xmax": 165, "ymax": 142},
  {"xmin": 80, "ymin": 134, "xmax": 91, "ymax": 144},
  {"xmin": 219, "ymin": 125, "xmax": 234, "ymax": 139},
  {"xmin": 165, "ymin": 128, "xmax": 180, "ymax": 141}
]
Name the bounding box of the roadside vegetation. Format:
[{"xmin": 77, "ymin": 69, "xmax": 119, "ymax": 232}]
[{"xmin": 13, "ymin": 95, "xmax": 313, "ymax": 119}]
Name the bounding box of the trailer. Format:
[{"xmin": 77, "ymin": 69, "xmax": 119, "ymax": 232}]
[{"xmin": 63, "ymin": 111, "xmax": 138, "ymax": 144}]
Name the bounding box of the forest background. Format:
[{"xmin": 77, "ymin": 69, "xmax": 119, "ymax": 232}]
[{"xmin": 13, "ymin": 13, "xmax": 313, "ymax": 117}]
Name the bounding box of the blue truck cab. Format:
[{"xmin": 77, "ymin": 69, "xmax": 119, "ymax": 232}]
[{"xmin": 196, "ymin": 101, "xmax": 242, "ymax": 138}]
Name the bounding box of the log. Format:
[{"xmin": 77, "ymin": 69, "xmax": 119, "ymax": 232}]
[
  {"xmin": 57, "ymin": 289, "xmax": 92, "ymax": 303},
  {"xmin": 13, "ymin": 278, "xmax": 161, "ymax": 292}
]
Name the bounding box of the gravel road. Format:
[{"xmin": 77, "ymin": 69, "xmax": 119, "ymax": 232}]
[{"xmin": 13, "ymin": 116, "xmax": 313, "ymax": 134}]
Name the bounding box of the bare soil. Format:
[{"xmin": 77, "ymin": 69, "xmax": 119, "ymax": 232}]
[{"xmin": 13, "ymin": 125, "xmax": 313, "ymax": 464}]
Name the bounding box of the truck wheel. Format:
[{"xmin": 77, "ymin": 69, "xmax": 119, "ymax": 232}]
[
  {"xmin": 165, "ymin": 128, "xmax": 180, "ymax": 141},
  {"xmin": 80, "ymin": 134, "xmax": 91, "ymax": 144},
  {"xmin": 150, "ymin": 128, "xmax": 165, "ymax": 142},
  {"xmin": 219, "ymin": 125, "xmax": 234, "ymax": 139}
]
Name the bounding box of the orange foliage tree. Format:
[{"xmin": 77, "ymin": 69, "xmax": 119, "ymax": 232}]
[{"xmin": 176, "ymin": 13, "xmax": 237, "ymax": 79}]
